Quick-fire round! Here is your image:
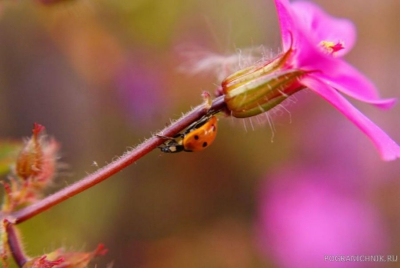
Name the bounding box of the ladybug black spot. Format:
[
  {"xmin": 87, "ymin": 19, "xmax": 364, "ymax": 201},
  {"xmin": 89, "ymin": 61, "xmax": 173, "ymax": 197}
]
[
  {"xmin": 202, "ymin": 142, "xmax": 208, "ymax": 148},
  {"xmin": 194, "ymin": 135, "xmax": 199, "ymax": 140}
]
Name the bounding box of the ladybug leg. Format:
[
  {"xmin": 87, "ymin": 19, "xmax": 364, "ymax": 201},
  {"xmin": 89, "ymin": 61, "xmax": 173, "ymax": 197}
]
[
  {"xmin": 156, "ymin": 133, "xmax": 184, "ymax": 140},
  {"xmin": 156, "ymin": 134, "xmax": 174, "ymax": 140},
  {"xmin": 157, "ymin": 139, "xmax": 184, "ymax": 153}
]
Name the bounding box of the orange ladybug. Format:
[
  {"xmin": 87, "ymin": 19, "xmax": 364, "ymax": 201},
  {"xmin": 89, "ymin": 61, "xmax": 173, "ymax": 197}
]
[{"xmin": 158, "ymin": 115, "xmax": 218, "ymax": 153}]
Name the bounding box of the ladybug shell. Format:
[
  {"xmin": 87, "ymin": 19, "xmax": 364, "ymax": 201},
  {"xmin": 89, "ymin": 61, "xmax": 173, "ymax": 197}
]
[{"xmin": 183, "ymin": 116, "xmax": 217, "ymax": 152}]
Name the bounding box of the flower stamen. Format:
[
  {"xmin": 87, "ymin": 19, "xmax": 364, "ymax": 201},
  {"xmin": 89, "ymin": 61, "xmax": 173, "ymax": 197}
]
[{"xmin": 319, "ymin": 40, "xmax": 345, "ymax": 55}]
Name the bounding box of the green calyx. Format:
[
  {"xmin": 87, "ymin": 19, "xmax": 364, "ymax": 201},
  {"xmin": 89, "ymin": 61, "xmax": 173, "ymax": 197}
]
[{"xmin": 222, "ymin": 48, "xmax": 306, "ymax": 118}]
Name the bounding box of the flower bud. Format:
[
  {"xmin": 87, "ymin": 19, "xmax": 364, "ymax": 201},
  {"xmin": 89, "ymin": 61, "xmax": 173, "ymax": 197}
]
[
  {"xmin": 15, "ymin": 123, "xmax": 45, "ymax": 181},
  {"xmin": 222, "ymin": 49, "xmax": 306, "ymax": 118},
  {"xmin": 14, "ymin": 123, "xmax": 60, "ymax": 188},
  {"xmin": 23, "ymin": 244, "xmax": 107, "ymax": 268}
]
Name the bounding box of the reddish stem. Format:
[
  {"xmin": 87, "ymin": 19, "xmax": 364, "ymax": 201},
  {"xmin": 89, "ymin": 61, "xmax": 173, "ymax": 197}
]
[
  {"xmin": 3, "ymin": 96, "xmax": 226, "ymax": 224},
  {"xmin": 4, "ymin": 219, "xmax": 28, "ymax": 267}
]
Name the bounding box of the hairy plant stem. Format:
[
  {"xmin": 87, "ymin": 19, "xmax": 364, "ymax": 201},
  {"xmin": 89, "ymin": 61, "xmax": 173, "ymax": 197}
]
[
  {"xmin": 3, "ymin": 220, "xmax": 28, "ymax": 267},
  {"xmin": 1, "ymin": 96, "xmax": 226, "ymax": 224}
]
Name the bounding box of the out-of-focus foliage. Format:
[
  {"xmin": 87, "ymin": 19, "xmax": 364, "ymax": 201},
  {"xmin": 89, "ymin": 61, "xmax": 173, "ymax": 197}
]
[{"xmin": 0, "ymin": 141, "xmax": 22, "ymax": 177}]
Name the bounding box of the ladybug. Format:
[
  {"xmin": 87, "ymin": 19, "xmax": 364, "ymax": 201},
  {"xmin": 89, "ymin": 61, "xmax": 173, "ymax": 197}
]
[{"xmin": 158, "ymin": 114, "xmax": 218, "ymax": 153}]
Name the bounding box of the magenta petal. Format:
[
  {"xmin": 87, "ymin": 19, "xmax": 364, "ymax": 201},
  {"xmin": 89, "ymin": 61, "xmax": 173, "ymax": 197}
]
[
  {"xmin": 274, "ymin": 0, "xmax": 298, "ymax": 51},
  {"xmin": 302, "ymin": 76, "xmax": 400, "ymax": 161},
  {"xmin": 317, "ymin": 60, "xmax": 397, "ymax": 109},
  {"xmin": 290, "ymin": 1, "xmax": 356, "ymax": 57}
]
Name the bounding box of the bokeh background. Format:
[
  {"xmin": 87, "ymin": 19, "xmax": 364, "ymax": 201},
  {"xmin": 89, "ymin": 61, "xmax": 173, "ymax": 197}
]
[{"xmin": 0, "ymin": 0, "xmax": 399, "ymax": 267}]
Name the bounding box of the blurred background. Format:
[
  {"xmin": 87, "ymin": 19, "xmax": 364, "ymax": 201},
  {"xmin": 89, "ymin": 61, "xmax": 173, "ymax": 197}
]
[{"xmin": 0, "ymin": 0, "xmax": 399, "ymax": 267}]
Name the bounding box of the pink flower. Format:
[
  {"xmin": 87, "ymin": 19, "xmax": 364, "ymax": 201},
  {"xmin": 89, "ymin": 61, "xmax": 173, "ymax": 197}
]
[
  {"xmin": 256, "ymin": 170, "xmax": 390, "ymax": 268},
  {"xmin": 274, "ymin": 0, "xmax": 400, "ymax": 160},
  {"xmin": 222, "ymin": 0, "xmax": 400, "ymax": 160}
]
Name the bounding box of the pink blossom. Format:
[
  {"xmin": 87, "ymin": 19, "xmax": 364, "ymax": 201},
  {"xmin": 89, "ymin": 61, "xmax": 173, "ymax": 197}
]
[
  {"xmin": 256, "ymin": 170, "xmax": 390, "ymax": 268},
  {"xmin": 273, "ymin": 0, "xmax": 400, "ymax": 160}
]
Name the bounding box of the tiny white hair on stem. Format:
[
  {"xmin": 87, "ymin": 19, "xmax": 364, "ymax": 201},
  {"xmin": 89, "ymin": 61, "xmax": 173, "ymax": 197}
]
[
  {"xmin": 242, "ymin": 118, "xmax": 248, "ymax": 133},
  {"xmin": 265, "ymin": 112, "xmax": 276, "ymax": 143},
  {"xmin": 177, "ymin": 44, "xmax": 274, "ymax": 81}
]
